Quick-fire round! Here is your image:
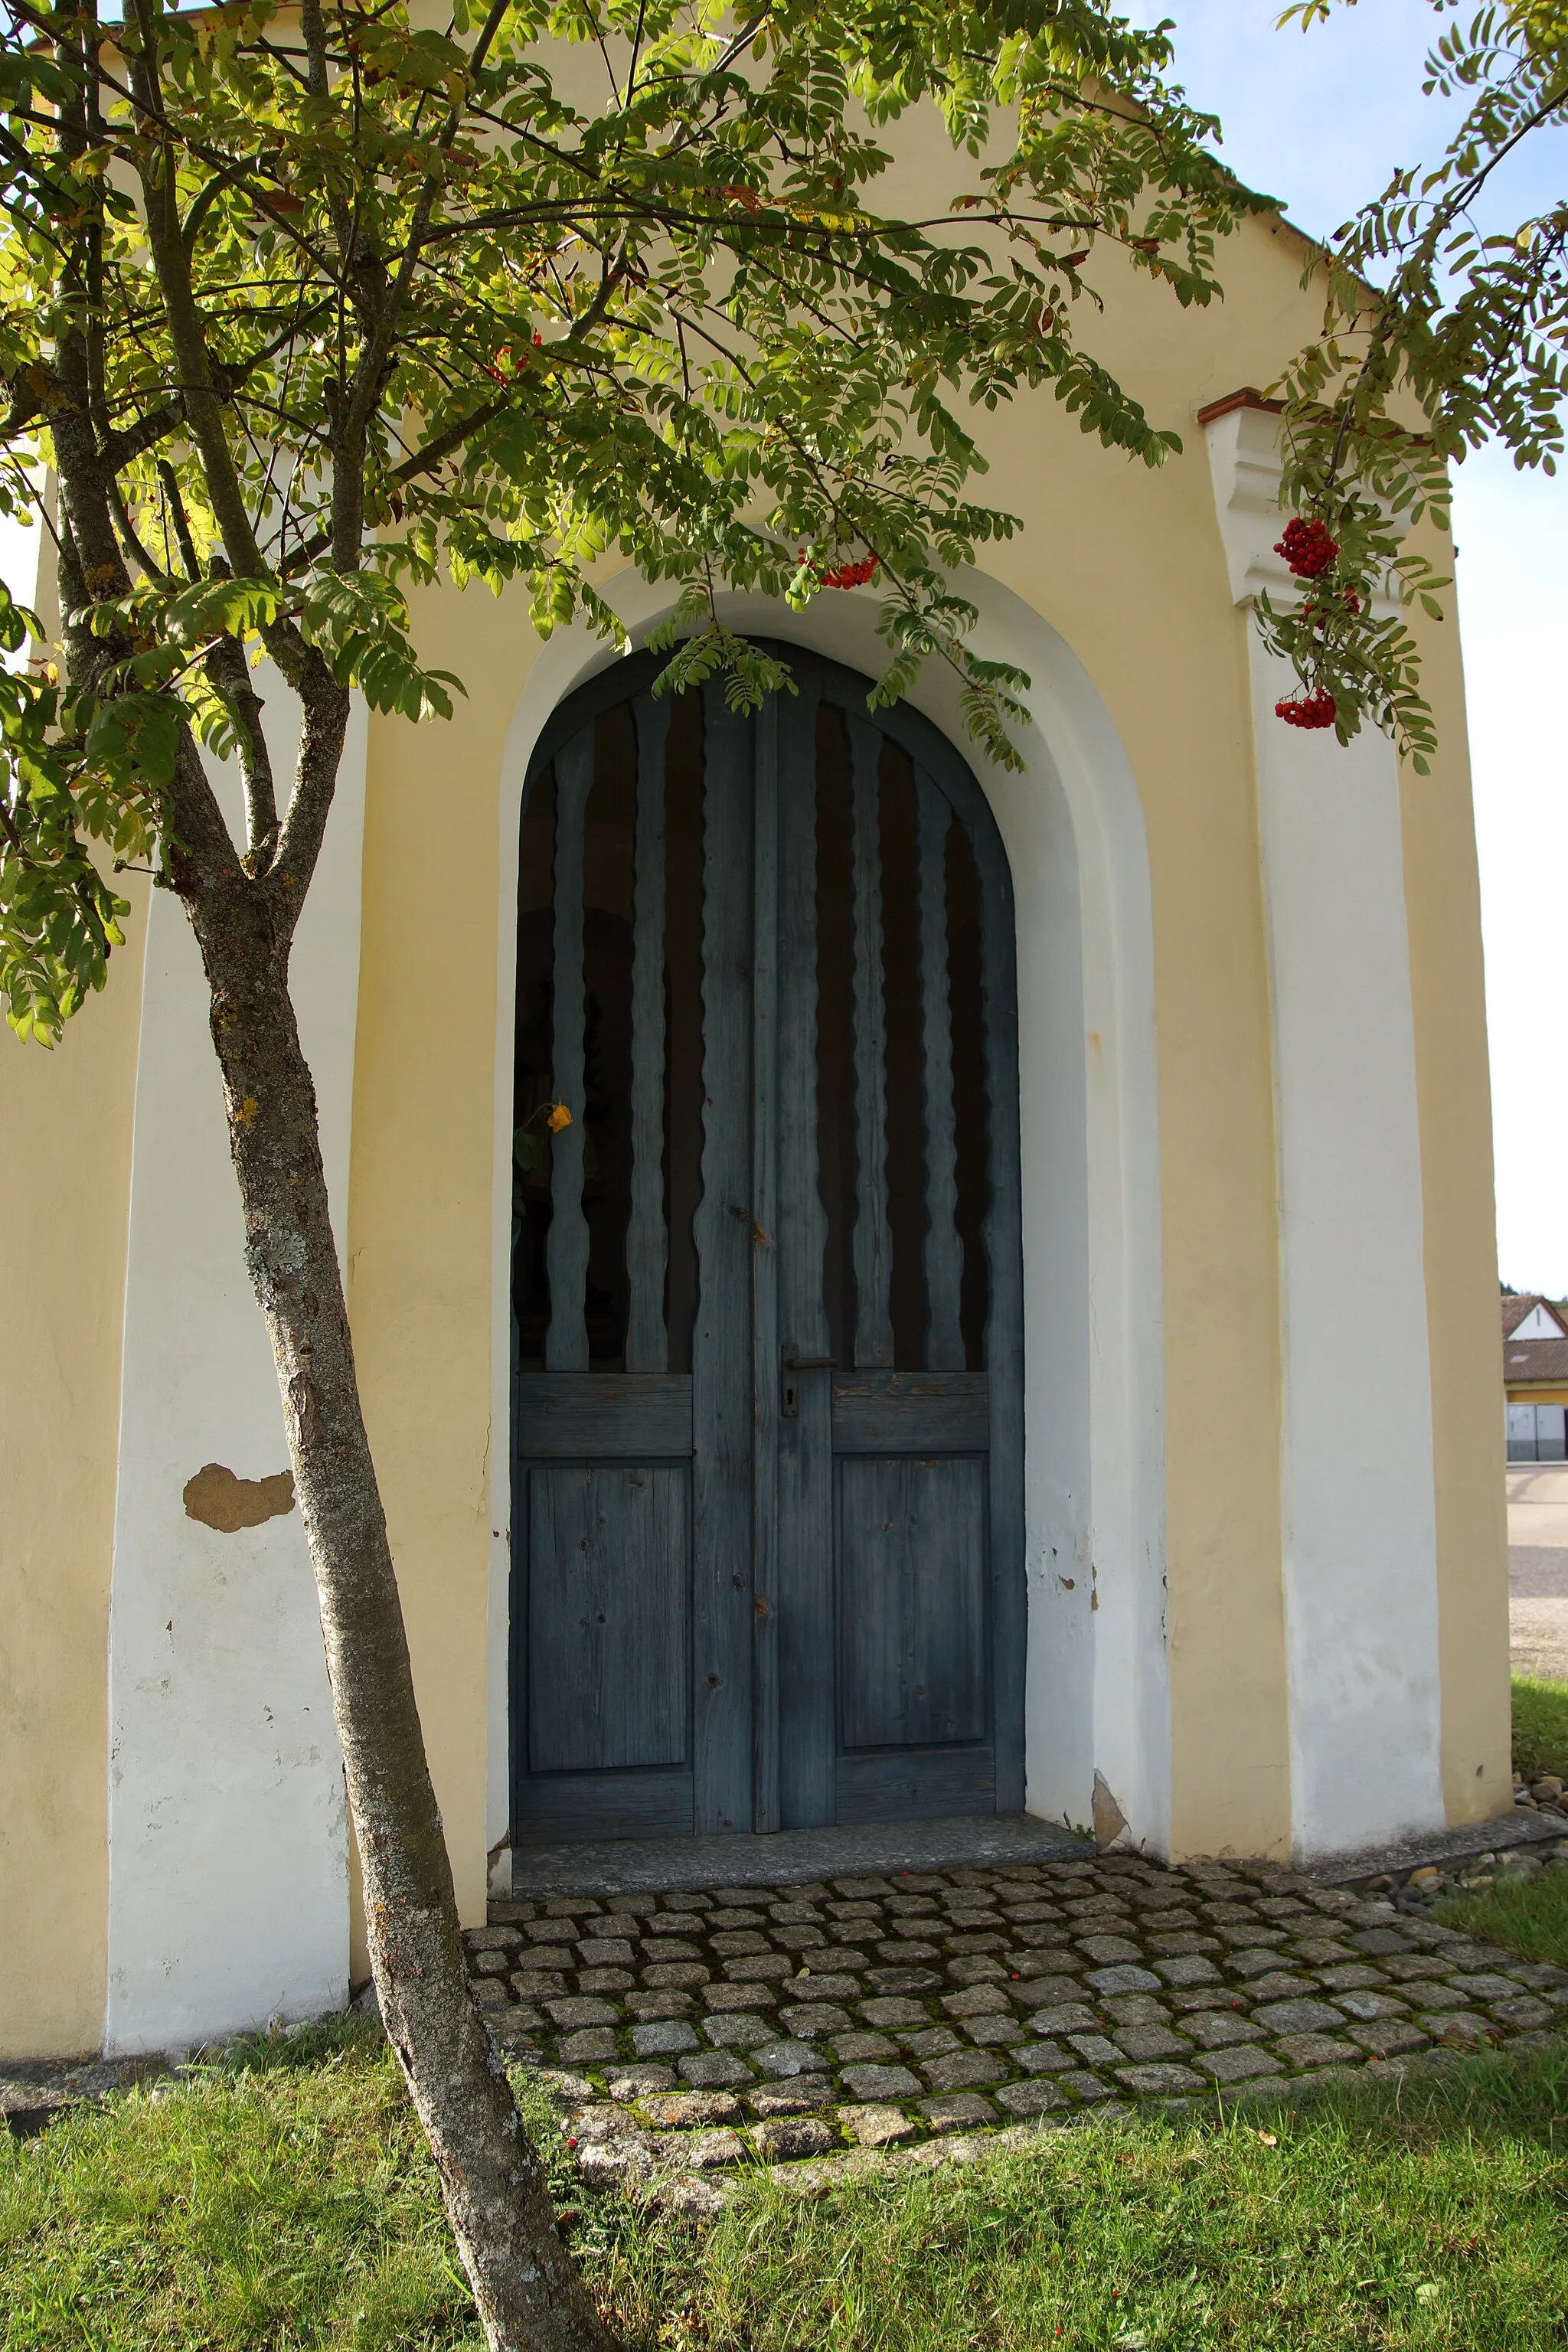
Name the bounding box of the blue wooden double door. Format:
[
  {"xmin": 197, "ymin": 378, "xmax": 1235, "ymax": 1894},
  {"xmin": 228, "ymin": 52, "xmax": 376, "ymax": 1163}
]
[{"xmin": 510, "ymin": 647, "xmax": 1024, "ymax": 1846}]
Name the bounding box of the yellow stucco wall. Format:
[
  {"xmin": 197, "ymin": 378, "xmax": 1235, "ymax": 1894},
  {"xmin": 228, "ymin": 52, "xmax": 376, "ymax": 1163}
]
[
  {"xmin": 0, "ymin": 883, "xmax": 146, "ymax": 2057},
  {"xmin": 1, "ymin": 164, "xmax": 1511, "ymax": 2024}
]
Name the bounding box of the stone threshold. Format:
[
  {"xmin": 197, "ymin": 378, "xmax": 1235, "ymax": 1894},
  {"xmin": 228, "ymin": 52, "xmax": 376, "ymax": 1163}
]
[
  {"xmin": 1305, "ymin": 1808, "xmax": 1564, "ymax": 1890},
  {"xmin": 506, "ymin": 1812, "xmax": 1090, "ymax": 1901}
]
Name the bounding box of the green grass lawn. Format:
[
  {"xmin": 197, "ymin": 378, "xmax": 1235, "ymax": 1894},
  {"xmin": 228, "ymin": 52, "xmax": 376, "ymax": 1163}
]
[
  {"xmin": 1511, "ymin": 1674, "xmax": 1568, "ymax": 1785},
  {"xmin": 5, "ymin": 1690, "xmax": 1566, "ymax": 2352},
  {"xmin": 5, "ymin": 2024, "xmax": 1567, "ymax": 2350}
]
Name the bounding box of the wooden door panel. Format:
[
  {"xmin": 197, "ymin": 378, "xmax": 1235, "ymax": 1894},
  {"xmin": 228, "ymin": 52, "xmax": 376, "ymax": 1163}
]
[
  {"xmin": 511, "ymin": 645, "xmax": 1025, "ymax": 1851},
  {"xmin": 514, "ymin": 1372, "xmax": 693, "ymax": 1458},
  {"xmin": 526, "ymin": 1464, "xmax": 691, "ymax": 1772},
  {"xmin": 836, "ymin": 1747, "xmax": 997, "ymax": 1822},
  {"xmin": 838, "ymin": 1455, "xmax": 988, "ymax": 1749},
  {"xmin": 832, "ymin": 1371, "xmax": 988, "ymax": 1454}
]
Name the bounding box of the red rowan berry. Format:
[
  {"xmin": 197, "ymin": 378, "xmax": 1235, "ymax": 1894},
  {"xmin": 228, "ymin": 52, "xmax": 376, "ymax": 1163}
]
[{"xmin": 1275, "ymin": 516, "xmax": 1338, "ymax": 578}]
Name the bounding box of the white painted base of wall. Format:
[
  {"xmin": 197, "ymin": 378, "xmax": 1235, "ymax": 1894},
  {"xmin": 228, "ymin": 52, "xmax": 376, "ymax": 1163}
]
[{"xmin": 104, "ymin": 691, "xmax": 366, "ymax": 2054}]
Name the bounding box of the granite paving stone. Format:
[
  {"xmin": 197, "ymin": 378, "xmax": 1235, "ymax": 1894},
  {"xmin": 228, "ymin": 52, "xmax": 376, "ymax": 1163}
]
[
  {"xmin": 1228, "ymin": 1948, "xmax": 1294, "ymax": 1978},
  {"xmin": 833, "ymin": 2033, "xmax": 899, "ymax": 2062},
  {"xmin": 1085, "ymin": 1965, "xmax": 1161, "ymax": 1994},
  {"xmin": 632, "ymin": 2020, "xmax": 699, "ymax": 2055},
  {"xmin": 1116, "ymin": 2062, "xmax": 1206, "ymax": 2096},
  {"xmin": 1155, "ymin": 1956, "xmax": 1222, "ymax": 1988},
  {"xmin": 995, "ymin": 2078, "xmax": 1070, "ymax": 2116},
  {"xmin": 920, "ymin": 2092, "xmax": 997, "ymax": 2132},
  {"xmin": 841, "ymin": 2063, "xmax": 923, "ymax": 2100},
  {"xmin": 703, "ymin": 2014, "xmax": 772, "ymax": 2048},
  {"xmin": 1103, "ymin": 1994, "xmax": 1171, "ymax": 2026},
  {"xmin": 1250, "ymin": 1998, "xmax": 1344, "ymax": 2035},
  {"xmin": 1113, "ymin": 2024, "xmax": 1193, "ymax": 2061},
  {"xmin": 607, "ymin": 2066, "xmax": 678, "ymax": 2099},
  {"xmin": 1014, "ymin": 2041, "xmax": 1078, "ymax": 2073},
  {"xmin": 1077, "ymin": 1936, "xmax": 1142, "ymax": 1963},
  {"xmin": 778, "ymin": 2004, "xmax": 852, "ymax": 2037},
  {"xmin": 1181, "ymin": 2010, "xmax": 1266, "ymax": 2049},
  {"xmin": 1067, "ymin": 2034, "xmax": 1124, "ymax": 2067},
  {"xmin": 1424, "ymin": 2014, "xmax": 1496, "ymax": 2044},
  {"xmin": 747, "ymin": 2079, "xmax": 835, "ymax": 2117},
  {"xmin": 903, "ymin": 2027, "xmax": 964, "ymax": 2056},
  {"xmin": 1027, "ymin": 2002, "xmax": 1099, "ymax": 2034},
  {"xmin": 1194, "ymin": 2047, "xmax": 1285, "ymax": 2082},
  {"xmin": 1345, "ymin": 2020, "xmax": 1429, "ymax": 2058},
  {"xmin": 558, "ymin": 2029, "xmax": 618, "ymax": 2060},
  {"xmin": 472, "ymin": 1847, "xmax": 1568, "ymax": 2190},
  {"xmin": 1336, "ymin": 1992, "xmax": 1410, "ymax": 2020},
  {"xmin": 843, "ymin": 2103, "xmax": 920, "ymax": 2146},
  {"xmin": 965, "ymin": 2016, "xmax": 1027, "ymax": 2046},
  {"xmin": 678, "ymin": 2052, "xmax": 755, "ymax": 2088},
  {"xmin": 1490, "ymin": 1996, "xmax": 1553, "ymax": 2029},
  {"xmin": 922, "ymin": 2051, "xmax": 1011, "ymax": 2092},
  {"xmin": 861, "ymin": 1998, "xmax": 929, "ymax": 2027},
  {"xmin": 1272, "ymin": 2032, "xmax": 1354, "ymax": 2067},
  {"xmin": 701, "ymin": 1981, "xmax": 776, "ymax": 2011},
  {"xmin": 1450, "ymin": 1973, "xmax": 1529, "ymax": 2001},
  {"xmin": 753, "ymin": 2040, "xmax": 821, "ymax": 2077},
  {"xmin": 942, "ymin": 1984, "xmax": 1013, "ymax": 2017}
]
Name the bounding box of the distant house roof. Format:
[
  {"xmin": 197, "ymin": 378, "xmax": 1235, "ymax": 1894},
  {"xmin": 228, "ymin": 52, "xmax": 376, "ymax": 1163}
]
[
  {"xmin": 1501, "ymin": 1295, "xmax": 1568, "ymax": 1387},
  {"xmin": 1503, "ymin": 1293, "xmax": 1568, "ymax": 1341}
]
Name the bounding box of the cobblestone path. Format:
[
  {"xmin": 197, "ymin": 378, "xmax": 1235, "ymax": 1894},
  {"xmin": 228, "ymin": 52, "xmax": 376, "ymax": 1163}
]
[{"xmin": 466, "ymin": 1845, "xmax": 1568, "ymax": 2198}]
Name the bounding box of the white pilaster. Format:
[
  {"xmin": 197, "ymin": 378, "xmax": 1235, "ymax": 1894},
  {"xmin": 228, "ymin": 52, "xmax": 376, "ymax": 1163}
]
[
  {"xmin": 1205, "ymin": 401, "xmax": 1444, "ymax": 1861},
  {"xmin": 105, "ymin": 684, "xmax": 366, "ymax": 2053}
]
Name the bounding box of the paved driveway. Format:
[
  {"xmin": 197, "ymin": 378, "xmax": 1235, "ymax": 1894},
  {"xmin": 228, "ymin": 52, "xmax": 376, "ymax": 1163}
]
[{"xmin": 1508, "ymin": 1464, "xmax": 1568, "ymax": 1681}]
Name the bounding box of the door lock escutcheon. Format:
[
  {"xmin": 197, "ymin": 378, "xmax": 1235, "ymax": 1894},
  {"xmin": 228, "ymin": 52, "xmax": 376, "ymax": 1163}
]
[{"xmin": 780, "ymin": 1344, "xmax": 836, "ymax": 1417}]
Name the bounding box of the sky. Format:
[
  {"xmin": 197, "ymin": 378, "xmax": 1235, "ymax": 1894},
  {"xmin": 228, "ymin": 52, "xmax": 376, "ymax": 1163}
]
[
  {"xmin": 3, "ymin": 0, "xmax": 1563, "ymax": 1292},
  {"xmin": 1161, "ymin": 0, "xmax": 1568, "ymax": 1298}
]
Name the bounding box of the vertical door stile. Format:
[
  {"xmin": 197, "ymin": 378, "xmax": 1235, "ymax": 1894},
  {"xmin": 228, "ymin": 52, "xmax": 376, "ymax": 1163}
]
[
  {"xmin": 627, "ymin": 696, "xmax": 671, "ymax": 1374},
  {"xmin": 544, "ymin": 727, "xmax": 593, "ymax": 1372},
  {"xmin": 775, "ymin": 667, "xmax": 835, "ymax": 1828},
  {"xmin": 847, "ymin": 713, "xmax": 894, "ymax": 1369},
  {"xmin": 974, "ymin": 817, "xmax": 1027, "ymax": 1811},
  {"xmin": 691, "ymin": 684, "xmax": 756, "ymax": 1834},
  {"xmin": 750, "ymin": 691, "xmax": 781, "ymax": 1832},
  {"xmin": 916, "ymin": 769, "xmax": 965, "ymax": 1372}
]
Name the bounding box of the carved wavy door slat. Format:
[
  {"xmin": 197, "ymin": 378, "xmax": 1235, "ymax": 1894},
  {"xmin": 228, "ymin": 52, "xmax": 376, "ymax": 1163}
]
[
  {"xmin": 848, "ymin": 712, "xmax": 893, "ymax": 1369},
  {"xmin": 544, "ymin": 727, "xmax": 593, "ymax": 1371},
  {"xmin": 916, "ymin": 768, "xmax": 965, "ymax": 1371},
  {"xmin": 626, "ymin": 695, "xmax": 670, "ymax": 1373}
]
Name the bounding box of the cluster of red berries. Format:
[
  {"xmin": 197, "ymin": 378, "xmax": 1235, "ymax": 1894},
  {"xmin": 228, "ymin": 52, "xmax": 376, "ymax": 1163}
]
[
  {"xmin": 799, "ymin": 547, "xmax": 878, "ymax": 590},
  {"xmin": 1275, "ymin": 690, "xmax": 1338, "ymax": 730},
  {"xmin": 482, "ymin": 331, "xmax": 545, "ymax": 383},
  {"xmin": 1275, "ymin": 516, "xmax": 1338, "ymax": 578}
]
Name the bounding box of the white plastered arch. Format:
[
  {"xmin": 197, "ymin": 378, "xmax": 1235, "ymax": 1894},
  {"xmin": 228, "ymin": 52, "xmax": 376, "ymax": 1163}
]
[{"xmin": 485, "ymin": 567, "xmax": 1169, "ymax": 1867}]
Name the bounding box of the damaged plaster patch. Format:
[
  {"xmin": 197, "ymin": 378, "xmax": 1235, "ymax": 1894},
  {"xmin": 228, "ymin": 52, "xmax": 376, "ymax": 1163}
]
[
  {"xmin": 1091, "ymin": 1770, "xmax": 1129, "ymax": 1851},
  {"xmin": 183, "ymin": 1463, "xmax": 296, "ymax": 1533}
]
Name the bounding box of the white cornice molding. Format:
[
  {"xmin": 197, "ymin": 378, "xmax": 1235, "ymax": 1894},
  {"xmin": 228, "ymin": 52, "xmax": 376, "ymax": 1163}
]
[
  {"xmin": 1202, "ymin": 392, "xmax": 1400, "ymax": 621},
  {"xmin": 1201, "ymin": 397, "xmax": 1298, "ymax": 611}
]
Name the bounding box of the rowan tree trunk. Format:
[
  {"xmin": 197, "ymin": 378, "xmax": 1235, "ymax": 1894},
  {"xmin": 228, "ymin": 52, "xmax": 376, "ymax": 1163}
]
[{"xmin": 175, "ymin": 758, "xmax": 617, "ymax": 2352}]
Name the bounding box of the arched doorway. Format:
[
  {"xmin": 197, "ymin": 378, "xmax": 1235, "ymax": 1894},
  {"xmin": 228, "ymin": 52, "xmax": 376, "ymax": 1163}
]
[{"xmin": 510, "ymin": 645, "xmax": 1024, "ymax": 1847}]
